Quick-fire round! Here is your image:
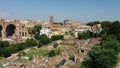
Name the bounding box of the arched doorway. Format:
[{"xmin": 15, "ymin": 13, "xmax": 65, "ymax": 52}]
[
  {"xmin": 0, "ymin": 25, "xmax": 2, "ymax": 37},
  {"xmin": 6, "ymin": 24, "xmax": 16, "ymax": 37}
]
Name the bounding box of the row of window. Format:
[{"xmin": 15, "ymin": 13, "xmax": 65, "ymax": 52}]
[{"xmin": 19, "ymin": 32, "xmax": 27, "ymax": 36}]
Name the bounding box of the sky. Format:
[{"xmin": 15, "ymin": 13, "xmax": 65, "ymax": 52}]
[{"xmin": 0, "ymin": 0, "xmax": 120, "ymax": 23}]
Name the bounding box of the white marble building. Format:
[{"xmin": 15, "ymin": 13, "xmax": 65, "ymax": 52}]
[{"xmin": 40, "ymin": 27, "xmax": 52, "ymax": 38}]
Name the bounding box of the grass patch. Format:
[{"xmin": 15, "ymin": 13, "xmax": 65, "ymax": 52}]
[
  {"xmin": 26, "ymin": 50, "xmax": 49, "ymax": 57},
  {"xmin": 16, "ymin": 58, "xmax": 29, "ymax": 63},
  {"xmin": 80, "ymin": 63, "xmax": 85, "ymax": 68},
  {"xmin": 60, "ymin": 41, "xmax": 74, "ymax": 46},
  {"xmin": 38, "ymin": 50, "xmax": 49, "ymax": 56},
  {"xmin": 17, "ymin": 50, "xmax": 49, "ymax": 62},
  {"xmin": 46, "ymin": 42, "xmax": 55, "ymax": 46},
  {"xmin": 0, "ymin": 60, "xmax": 15, "ymax": 67},
  {"xmin": 0, "ymin": 63, "xmax": 3, "ymax": 67}
]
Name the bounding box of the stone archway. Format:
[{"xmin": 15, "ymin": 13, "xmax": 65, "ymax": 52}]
[
  {"xmin": 0, "ymin": 25, "xmax": 2, "ymax": 37},
  {"xmin": 6, "ymin": 24, "xmax": 16, "ymax": 37}
]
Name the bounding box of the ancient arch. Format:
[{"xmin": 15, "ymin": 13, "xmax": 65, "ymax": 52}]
[
  {"xmin": 0, "ymin": 19, "xmax": 29, "ymax": 40},
  {"xmin": 6, "ymin": 24, "xmax": 16, "ymax": 37}
]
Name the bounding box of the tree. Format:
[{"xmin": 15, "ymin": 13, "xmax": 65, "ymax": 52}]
[
  {"xmin": 51, "ymin": 35, "xmax": 64, "ymax": 41},
  {"xmin": 48, "ymin": 49, "xmax": 62, "ymax": 57},
  {"xmin": 16, "ymin": 43, "xmax": 26, "ymax": 51},
  {"xmin": 82, "ymin": 21, "xmax": 120, "ymax": 68},
  {"xmin": 2, "ymin": 48, "xmax": 11, "ymax": 57},
  {"xmin": 37, "ymin": 40, "xmax": 43, "ymax": 48},
  {"xmin": 25, "ymin": 39, "xmax": 36, "ymax": 47},
  {"xmin": 27, "ymin": 27, "xmax": 33, "ymax": 36},
  {"xmin": 84, "ymin": 46, "xmax": 118, "ymax": 68},
  {"xmin": 34, "ymin": 33, "xmax": 41, "ymax": 40},
  {"xmin": 56, "ymin": 49, "xmax": 62, "ymax": 55},
  {"xmin": 0, "ymin": 41, "xmax": 9, "ymax": 48},
  {"xmin": 101, "ymin": 21, "xmax": 120, "ymax": 41},
  {"xmin": 78, "ymin": 31, "xmax": 93, "ymax": 39},
  {"xmin": 102, "ymin": 39, "xmax": 120, "ymax": 54},
  {"xmin": 108, "ymin": 21, "xmax": 120, "ymax": 41},
  {"xmin": 32, "ymin": 25, "xmax": 42, "ymax": 34},
  {"xmin": 108, "ymin": 21, "xmax": 120, "ymax": 34},
  {"xmin": 101, "ymin": 21, "xmax": 112, "ymax": 29},
  {"xmin": 6, "ymin": 44, "xmax": 17, "ymax": 54},
  {"xmin": 87, "ymin": 21, "xmax": 100, "ymax": 26},
  {"xmin": 53, "ymin": 42, "xmax": 58, "ymax": 48},
  {"xmin": 48, "ymin": 50, "xmax": 56, "ymax": 57},
  {"xmin": 101, "ymin": 21, "xmax": 112, "ymax": 36},
  {"xmin": 40, "ymin": 34, "xmax": 51, "ymax": 44},
  {"xmin": 31, "ymin": 25, "xmax": 42, "ymax": 40}
]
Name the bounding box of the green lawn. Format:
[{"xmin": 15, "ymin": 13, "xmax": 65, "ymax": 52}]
[
  {"xmin": 80, "ymin": 63, "xmax": 85, "ymax": 68},
  {"xmin": 60, "ymin": 41, "xmax": 74, "ymax": 46},
  {"xmin": 16, "ymin": 58, "xmax": 29, "ymax": 63},
  {"xmin": 26, "ymin": 50, "xmax": 49, "ymax": 57},
  {"xmin": 16, "ymin": 50, "xmax": 49, "ymax": 62},
  {"xmin": 46, "ymin": 41, "xmax": 55, "ymax": 46},
  {"xmin": 38, "ymin": 50, "xmax": 49, "ymax": 56},
  {"xmin": 0, "ymin": 64, "xmax": 2, "ymax": 68}
]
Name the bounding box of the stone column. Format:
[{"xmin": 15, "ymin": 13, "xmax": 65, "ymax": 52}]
[
  {"xmin": 2, "ymin": 27, "xmax": 6, "ymax": 40},
  {"xmin": 15, "ymin": 24, "xmax": 21, "ymax": 39},
  {"xmin": 15, "ymin": 27, "xmax": 18, "ymax": 36}
]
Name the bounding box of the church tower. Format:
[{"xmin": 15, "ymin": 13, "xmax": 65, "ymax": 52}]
[{"xmin": 50, "ymin": 16, "xmax": 54, "ymax": 26}]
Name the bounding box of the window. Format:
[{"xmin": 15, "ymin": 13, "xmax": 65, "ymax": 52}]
[
  {"xmin": 25, "ymin": 32, "xmax": 27, "ymax": 36},
  {"xmin": 22, "ymin": 32, "xmax": 24, "ymax": 36},
  {"xmin": 19, "ymin": 32, "xmax": 21, "ymax": 36},
  {"xmin": 22, "ymin": 26, "xmax": 24, "ymax": 28}
]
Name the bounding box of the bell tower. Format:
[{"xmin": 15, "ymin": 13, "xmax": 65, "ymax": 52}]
[{"xmin": 50, "ymin": 16, "xmax": 54, "ymax": 26}]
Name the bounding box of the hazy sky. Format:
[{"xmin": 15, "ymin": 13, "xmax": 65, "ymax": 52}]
[{"xmin": 0, "ymin": 0, "xmax": 120, "ymax": 23}]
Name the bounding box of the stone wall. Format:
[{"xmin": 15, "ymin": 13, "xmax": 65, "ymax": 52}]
[{"xmin": 0, "ymin": 19, "xmax": 29, "ymax": 40}]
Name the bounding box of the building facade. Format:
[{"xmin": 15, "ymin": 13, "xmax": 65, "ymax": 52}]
[
  {"xmin": 0, "ymin": 19, "xmax": 41, "ymax": 41},
  {"xmin": 40, "ymin": 27, "xmax": 52, "ymax": 38}
]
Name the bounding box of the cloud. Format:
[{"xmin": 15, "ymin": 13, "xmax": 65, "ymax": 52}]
[{"xmin": 0, "ymin": 12, "xmax": 10, "ymax": 17}]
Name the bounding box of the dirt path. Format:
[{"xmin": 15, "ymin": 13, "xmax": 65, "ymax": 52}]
[
  {"xmin": 116, "ymin": 53, "xmax": 120, "ymax": 68},
  {"xmin": 81, "ymin": 39, "xmax": 91, "ymax": 47}
]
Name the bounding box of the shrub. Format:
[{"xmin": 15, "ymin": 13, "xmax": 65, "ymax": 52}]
[
  {"xmin": 84, "ymin": 46, "xmax": 118, "ymax": 68},
  {"xmin": 51, "ymin": 35, "xmax": 64, "ymax": 41},
  {"xmin": 29, "ymin": 55, "xmax": 33, "ymax": 60},
  {"xmin": 25, "ymin": 39, "xmax": 37, "ymax": 47},
  {"xmin": 53, "ymin": 42, "xmax": 58, "ymax": 48},
  {"xmin": 40, "ymin": 36, "xmax": 52, "ymax": 44},
  {"xmin": 78, "ymin": 31, "xmax": 92, "ymax": 40},
  {"xmin": 48, "ymin": 50, "xmax": 56, "ymax": 57},
  {"xmin": 102, "ymin": 39, "xmax": 120, "ymax": 54},
  {"xmin": 56, "ymin": 49, "xmax": 62, "ymax": 55},
  {"xmin": 37, "ymin": 40, "xmax": 43, "ymax": 48},
  {"xmin": 18, "ymin": 51, "xmax": 27, "ymax": 57},
  {"xmin": 0, "ymin": 41, "xmax": 9, "ymax": 48}
]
